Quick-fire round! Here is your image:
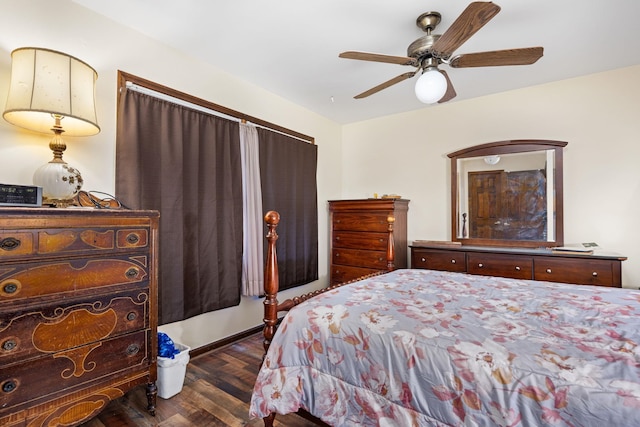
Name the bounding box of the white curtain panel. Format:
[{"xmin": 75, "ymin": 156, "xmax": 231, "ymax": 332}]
[{"xmin": 240, "ymin": 123, "xmax": 264, "ymax": 296}]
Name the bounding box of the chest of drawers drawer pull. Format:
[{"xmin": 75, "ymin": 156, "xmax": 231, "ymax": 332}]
[
  {"xmin": 515, "ymin": 266, "xmax": 521, "ymax": 271},
  {"xmin": 126, "ymin": 343, "xmax": 140, "ymax": 356},
  {"xmin": 2, "ymin": 339, "xmax": 17, "ymax": 352},
  {"xmin": 2, "ymin": 380, "xmax": 17, "ymax": 394},
  {"xmin": 127, "ymin": 312, "xmax": 138, "ymax": 321},
  {"xmin": 592, "ymin": 271, "xmax": 598, "ymax": 277},
  {"xmin": 126, "ymin": 267, "xmax": 140, "ymax": 279},
  {"xmin": 451, "ymin": 259, "xmax": 456, "ymax": 264},
  {"xmin": 2, "ymin": 281, "xmax": 19, "ymax": 295},
  {"xmin": 546, "ymin": 268, "xmax": 552, "ymax": 273},
  {"xmin": 478, "ymin": 263, "xmax": 484, "ymax": 268},
  {"xmin": 126, "ymin": 233, "xmax": 140, "ymax": 244},
  {"xmin": 0, "ymin": 237, "xmax": 20, "ymax": 251},
  {"xmin": 421, "ymin": 257, "xmax": 426, "ymax": 262}
]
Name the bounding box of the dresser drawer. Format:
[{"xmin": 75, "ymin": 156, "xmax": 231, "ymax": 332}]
[
  {"xmin": 0, "ymin": 329, "xmax": 150, "ymax": 412},
  {"xmin": 332, "ymin": 248, "xmax": 387, "ymax": 269},
  {"xmin": 467, "ymin": 253, "xmax": 533, "ymax": 279},
  {"xmin": 534, "ymin": 257, "xmax": 617, "ymax": 287},
  {"xmin": 411, "ymin": 249, "xmax": 466, "ymax": 272},
  {"xmin": 0, "ymin": 290, "xmax": 149, "ymax": 366},
  {"xmin": 0, "ymin": 232, "xmax": 34, "ymax": 258},
  {"xmin": 333, "ymin": 212, "xmax": 391, "ymax": 233},
  {"xmin": 331, "ymin": 265, "xmax": 381, "ymax": 285},
  {"xmin": 0, "ymin": 227, "xmax": 149, "ymax": 261},
  {"xmin": 333, "ymin": 231, "xmax": 388, "ymax": 251},
  {"xmin": 0, "ymin": 254, "xmax": 149, "ymax": 304}
]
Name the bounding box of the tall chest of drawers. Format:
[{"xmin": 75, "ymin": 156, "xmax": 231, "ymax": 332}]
[
  {"xmin": 0, "ymin": 208, "xmax": 159, "ymax": 427},
  {"xmin": 329, "ymin": 199, "xmax": 409, "ymax": 285}
]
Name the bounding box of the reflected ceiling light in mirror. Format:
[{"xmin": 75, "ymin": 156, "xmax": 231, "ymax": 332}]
[{"xmin": 484, "ymin": 155, "xmax": 501, "ymax": 165}]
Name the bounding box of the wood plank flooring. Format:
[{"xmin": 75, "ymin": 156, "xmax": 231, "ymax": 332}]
[{"xmin": 81, "ymin": 332, "xmax": 320, "ymax": 427}]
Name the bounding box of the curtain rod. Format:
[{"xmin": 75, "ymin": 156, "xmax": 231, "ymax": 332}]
[{"xmin": 119, "ymin": 71, "xmax": 315, "ymax": 144}]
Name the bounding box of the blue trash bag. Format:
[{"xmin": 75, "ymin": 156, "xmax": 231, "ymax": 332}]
[{"xmin": 158, "ymin": 332, "xmax": 181, "ymax": 359}]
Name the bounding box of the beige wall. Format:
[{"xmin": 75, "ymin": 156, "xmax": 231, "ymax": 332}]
[
  {"xmin": 342, "ymin": 65, "xmax": 640, "ymax": 288},
  {"xmin": 0, "ymin": 1, "xmax": 638, "ymax": 350}
]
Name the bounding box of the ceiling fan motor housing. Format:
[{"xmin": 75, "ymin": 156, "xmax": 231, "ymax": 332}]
[{"xmin": 407, "ymin": 34, "xmax": 440, "ymax": 60}]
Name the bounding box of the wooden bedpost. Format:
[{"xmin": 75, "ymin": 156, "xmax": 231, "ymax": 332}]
[
  {"xmin": 263, "ymin": 211, "xmax": 280, "ymax": 356},
  {"xmin": 386, "ymin": 215, "xmax": 395, "ymax": 271}
]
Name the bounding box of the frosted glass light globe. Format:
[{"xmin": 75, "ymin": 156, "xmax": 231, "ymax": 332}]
[{"xmin": 414, "ymin": 69, "xmax": 447, "ymax": 104}]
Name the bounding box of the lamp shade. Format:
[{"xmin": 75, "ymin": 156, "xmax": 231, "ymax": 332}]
[
  {"xmin": 3, "ymin": 47, "xmax": 100, "ymax": 136},
  {"xmin": 414, "ymin": 68, "xmax": 447, "ymax": 104}
]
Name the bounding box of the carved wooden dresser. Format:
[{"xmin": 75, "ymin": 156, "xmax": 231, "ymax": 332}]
[
  {"xmin": 329, "ymin": 199, "xmax": 409, "ymax": 285},
  {"xmin": 0, "ymin": 207, "xmax": 159, "ymax": 426}
]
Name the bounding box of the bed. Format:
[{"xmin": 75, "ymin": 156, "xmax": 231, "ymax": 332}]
[{"xmin": 249, "ymin": 211, "xmax": 640, "ymax": 426}]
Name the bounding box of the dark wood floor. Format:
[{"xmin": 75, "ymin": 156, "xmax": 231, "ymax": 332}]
[{"xmin": 81, "ymin": 332, "xmax": 319, "ymax": 427}]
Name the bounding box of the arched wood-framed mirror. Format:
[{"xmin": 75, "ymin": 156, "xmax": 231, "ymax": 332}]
[{"xmin": 448, "ymin": 139, "xmax": 567, "ymax": 248}]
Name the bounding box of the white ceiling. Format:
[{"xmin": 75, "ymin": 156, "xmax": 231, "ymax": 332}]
[{"xmin": 74, "ymin": 0, "xmax": 640, "ymax": 124}]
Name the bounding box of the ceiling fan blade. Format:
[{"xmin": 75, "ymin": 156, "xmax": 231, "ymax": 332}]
[
  {"xmin": 339, "ymin": 51, "xmax": 418, "ymax": 66},
  {"xmin": 438, "ymin": 70, "xmax": 457, "ymax": 103},
  {"xmin": 354, "ymin": 71, "xmax": 417, "ymax": 99},
  {"xmin": 431, "ymin": 2, "xmax": 501, "ymax": 59},
  {"xmin": 449, "ymin": 47, "xmax": 544, "ymax": 68}
]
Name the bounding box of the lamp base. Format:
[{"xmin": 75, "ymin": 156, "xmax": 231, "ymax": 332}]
[{"xmin": 33, "ymin": 160, "xmax": 83, "ymax": 207}]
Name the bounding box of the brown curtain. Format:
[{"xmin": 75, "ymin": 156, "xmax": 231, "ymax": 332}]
[
  {"xmin": 258, "ymin": 128, "xmax": 318, "ymax": 291},
  {"xmin": 116, "ymin": 88, "xmax": 243, "ymax": 325}
]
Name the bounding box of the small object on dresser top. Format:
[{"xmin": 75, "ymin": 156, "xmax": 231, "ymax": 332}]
[
  {"xmin": 412, "ymin": 240, "xmax": 462, "ymax": 247},
  {"xmin": 381, "ymin": 194, "xmax": 401, "ymax": 199},
  {"xmin": 551, "ymin": 244, "xmax": 594, "ymax": 255}
]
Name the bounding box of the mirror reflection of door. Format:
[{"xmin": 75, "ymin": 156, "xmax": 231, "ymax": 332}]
[{"xmin": 468, "ymin": 170, "xmax": 547, "ymax": 240}]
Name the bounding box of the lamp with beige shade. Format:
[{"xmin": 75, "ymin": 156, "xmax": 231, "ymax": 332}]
[{"xmin": 3, "ymin": 47, "xmax": 100, "ymax": 207}]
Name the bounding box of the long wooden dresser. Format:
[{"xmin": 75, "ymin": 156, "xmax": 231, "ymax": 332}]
[
  {"xmin": 0, "ymin": 208, "xmax": 159, "ymax": 427},
  {"xmin": 411, "ymin": 244, "xmax": 627, "ymax": 287},
  {"xmin": 329, "ymin": 199, "xmax": 409, "ymax": 285}
]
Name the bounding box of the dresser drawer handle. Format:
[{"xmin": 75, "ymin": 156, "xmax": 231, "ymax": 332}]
[
  {"xmin": 335, "ymin": 236, "xmax": 340, "ymax": 241},
  {"xmin": 546, "ymin": 268, "xmax": 552, "ymax": 274},
  {"xmin": 2, "ymin": 380, "xmax": 17, "ymax": 393},
  {"xmin": 421, "ymin": 257, "xmax": 426, "ymax": 262},
  {"xmin": 478, "ymin": 263, "xmax": 484, "ymax": 268},
  {"xmin": 125, "ymin": 268, "xmax": 140, "ymax": 279},
  {"xmin": 2, "ymin": 282, "xmax": 19, "ymax": 294},
  {"xmin": 126, "ymin": 233, "xmax": 140, "ymax": 244},
  {"xmin": 515, "ymin": 266, "xmax": 521, "ymax": 271},
  {"xmin": 451, "ymin": 259, "xmax": 456, "ymax": 264},
  {"xmin": 0, "ymin": 237, "xmax": 20, "ymax": 251},
  {"xmin": 126, "ymin": 343, "xmax": 140, "ymax": 356},
  {"xmin": 379, "ymin": 238, "xmax": 384, "ymax": 242},
  {"xmin": 127, "ymin": 312, "xmax": 138, "ymax": 321},
  {"xmin": 592, "ymin": 271, "xmax": 598, "ymax": 277},
  {"xmin": 335, "ymin": 253, "xmax": 340, "ymax": 257},
  {"xmin": 1, "ymin": 339, "xmax": 17, "ymax": 351}
]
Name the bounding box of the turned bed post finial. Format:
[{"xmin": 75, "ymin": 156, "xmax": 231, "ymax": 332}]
[
  {"xmin": 386, "ymin": 215, "xmax": 395, "ymax": 271},
  {"xmin": 263, "ymin": 211, "xmax": 280, "ymax": 356}
]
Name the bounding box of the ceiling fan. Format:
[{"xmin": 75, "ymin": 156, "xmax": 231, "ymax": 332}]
[{"xmin": 339, "ymin": 2, "xmax": 543, "ymax": 104}]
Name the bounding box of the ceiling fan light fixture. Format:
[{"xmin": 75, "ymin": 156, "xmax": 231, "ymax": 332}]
[{"xmin": 414, "ymin": 68, "xmax": 447, "ymax": 104}]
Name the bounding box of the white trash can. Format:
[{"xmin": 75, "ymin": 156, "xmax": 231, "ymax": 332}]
[{"xmin": 157, "ymin": 342, "xmax": 190, "ymax": 399}]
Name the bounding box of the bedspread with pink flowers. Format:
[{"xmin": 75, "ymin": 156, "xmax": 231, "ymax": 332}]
[{"xmin": 249, "ymin": 269, "xmax": 640, "ymax": 426}]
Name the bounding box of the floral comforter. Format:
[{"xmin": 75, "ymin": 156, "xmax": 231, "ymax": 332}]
[{"xmin": 249, "ymin": 269, "xmax": 640, "ymax": 426}]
